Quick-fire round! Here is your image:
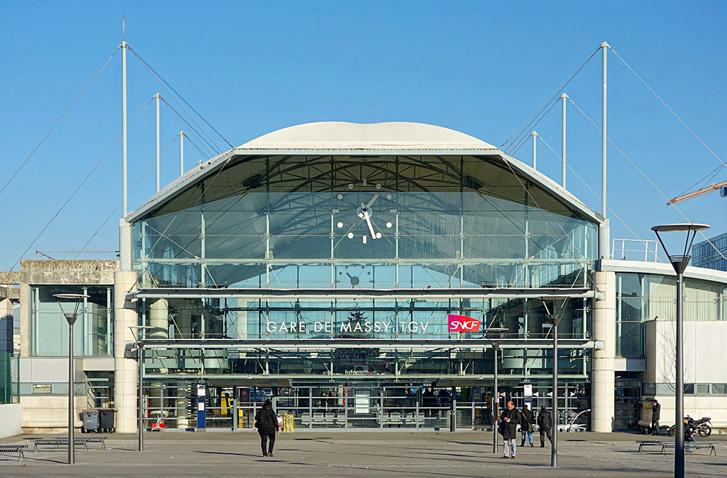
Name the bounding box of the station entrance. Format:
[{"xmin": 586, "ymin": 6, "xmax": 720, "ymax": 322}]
[{"xmin": 139, "ymin": 380, "xmax": 591, "ymax": 432}]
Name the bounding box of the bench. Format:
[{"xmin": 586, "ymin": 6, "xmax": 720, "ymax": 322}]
[
  {"xmin": 683, "ymin": 442, "xmax": 717, "ymax": 456},
  {"xmin": 637, "ymin": 440, "xmax": 665, "ymax": 452},
  {"xmin": 0, "ymin": 445, "xmax": 27, "ymax": 461},
  {"xmin": 638, "ymin": 440, "xmax": 717, "ymax": 456},
  {"xmin": 32, "ymin": 437, "xmax": 106, "ymax": 452}
]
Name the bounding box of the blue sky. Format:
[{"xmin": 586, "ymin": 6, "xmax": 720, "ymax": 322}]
[{"xmin": 1, "ymin": 0, "xmax": 725, "ymax": 268}]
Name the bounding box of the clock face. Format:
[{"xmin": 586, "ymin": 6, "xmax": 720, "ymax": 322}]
[
  {"xmin": 334, "ymin": 183, "xmax": 396, "ymax": 245},
  {"xmin": 337, "ymin": 265, "xmax": 370, "ymax": 288}
]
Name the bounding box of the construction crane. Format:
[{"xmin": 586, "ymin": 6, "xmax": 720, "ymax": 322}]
[{"xmin": 667, "ymin": 180, "xmax": 727, "ymax": 205}]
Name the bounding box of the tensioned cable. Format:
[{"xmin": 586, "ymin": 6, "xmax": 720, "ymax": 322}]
[
  {"xmin": 160, "ymin": 96, "xmax": 219, "ymax": 157},
  {"xmin": 501, "ymin": 46, "xmax": 600, "ymax": 153},
  {"xmin": 10, "ymin": 99, "xmax": 153, "ymax": 271},
  {"xmin": 568, "ymin": 96, "xmax": 727, "ymax": 262},
  {"xmin": 0, "ymin": 49, "xmax": 118, "ymax": 197},
  {"xmin": 127, "ymin": 45, "xmax": 234, "ymax": 150},
  {"xmin": 611, "ymin": 47, "xmax": 727, "ymax": 172},
  {"xmin": 509, "ymin": 99, "xmax": 560, "ymax": 157},
  {"xmin": 676, "ymin": 163, "xmax": 723, "ymax": 198},
  {"xmin": 72, "ymin": 134, "xmax": 177, "ymax": 259},
  {"xmin": 184, "ymin": 133, "xmax": 215, "ymax": 160},
  {"xmin": 161, "ymin": 89, "xmax": 224, "ymax": 156},
  {"xmin": 537, "ymin": 133, "xmax": 641, "ymax": 239}
]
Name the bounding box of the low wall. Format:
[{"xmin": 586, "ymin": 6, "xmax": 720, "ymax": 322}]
[
  {"xmin": 0, "ymin": 403, "xmax": 22, "ymax": 438},
  {"xmin": 652, "ymin": 395, "xmax": 727, "ymax": 429},
  {"xmin": 20, "ymin": 395, "xmax": 85, "ymax": 432}
]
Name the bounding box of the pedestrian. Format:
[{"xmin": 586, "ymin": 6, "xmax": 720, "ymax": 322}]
[
  {"xmin": 651, "ymin": 400, "xmax": 660, "ymax": 435},
  {"xmin": 254, "ymin": 399, "xmax": 279, "ymax": 457},
  {"xmin": 499, "ymin": 400, "xmax": 520, "ymax": 459},
  {"xmin": 537, "ymin": 406, "xmax": 552, "ymax": 447},
  {"xmin": 520, "ymin": 403, "xmax": 535, "ymax": 447}
]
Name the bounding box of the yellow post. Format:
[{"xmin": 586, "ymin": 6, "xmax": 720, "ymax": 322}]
[{"xmin": 283, "ymin": 414, "xmax": 294, "ymax": 432}]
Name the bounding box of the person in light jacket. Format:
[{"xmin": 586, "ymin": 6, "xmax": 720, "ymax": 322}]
[
  {"xmin": 499, "ymin": 400, "xmax": 520, "ymax": 459},
  {"xmin": 520, "ymin": 403, "xmax": 535, "ymax": 447},
  {"xmin": 254, "ymin": 399, "xmax": 279, "ymax": 457}
]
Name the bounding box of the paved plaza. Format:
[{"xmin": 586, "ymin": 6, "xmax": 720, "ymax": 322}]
[{"xmin": 0, "ymin": 431, "xmax": 725, "ymax": 477}]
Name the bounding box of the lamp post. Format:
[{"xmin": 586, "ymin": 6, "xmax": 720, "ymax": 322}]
[
  {"xmin": 652, "ymin": 223, "xmax": 710, "ymax": 478},
  {"xmin": 541, "ymin": 298, "xmax": 567, "ymax": 467},
  {"xmin": 485, "ymin": 326, "xmax": 508, "ymax": 454},
  {"xmin": 54, "ymin": 292, "xmax": 89, "ymax": 465},
  {"xmin": 130, "ymin": 325, "xmax": 153, "ymax": 453}
]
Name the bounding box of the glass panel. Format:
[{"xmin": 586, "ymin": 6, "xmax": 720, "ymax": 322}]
[
  {"xmin": 31, "ymin": 286, "xmax": 113, "ymax": 357},
  {"xmin": 133, "ymin": 155, "xmax": 599, "ymax": 290}
]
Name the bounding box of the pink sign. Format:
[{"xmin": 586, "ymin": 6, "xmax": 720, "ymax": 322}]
[{"xmin": 447, "ymin": 314, "xmax": 481, "ymax": 333}]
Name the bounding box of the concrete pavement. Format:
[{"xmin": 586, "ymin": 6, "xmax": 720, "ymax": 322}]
[{"xmin": 0, "ymin": 431, "xmax": 725, "ymax": 477}]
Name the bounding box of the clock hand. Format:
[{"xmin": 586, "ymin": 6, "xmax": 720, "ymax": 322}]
[
  {"xmin": 365, "ymin": 193, "xmax": 380, "ymax": 209},
  {"xmin": 362, "ymin": 210, "xmax": 378, "ymax": 240}
]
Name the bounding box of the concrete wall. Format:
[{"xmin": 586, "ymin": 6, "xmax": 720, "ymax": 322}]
[
  {"xmin": 645, "ymin": 320, "xmax": 727, "ymax": 385},
  {"xmin": 592, "ymin": 271, "xmax": 616, "ymax": 432},
  {"xmin": 0, "ymin": 403, "xmax": 22, "ymax": 438},
  {"xmin": 11, "ymin": 260, "xmax": 119, "ymax": 430},
  {"xmin": 20, "ymin": 395, "xmax": 86, "ymax": 432},
  {"xmin": 644, "ymin": 319, "xmax": 727, "ymax": 427},
  {"xmin": 652, "ymin": 395, "xmax": 727, "ymax": 429}
]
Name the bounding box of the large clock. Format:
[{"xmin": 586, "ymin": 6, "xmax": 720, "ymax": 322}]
[{"xmin": 335, "ymin": 182, "xmax": 396, "ymax": 245}]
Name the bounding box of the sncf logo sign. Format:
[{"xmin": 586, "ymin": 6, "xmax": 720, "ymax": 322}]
[{"xmin": 447, "ymin": 314, "xmax": 481, "ymax": 333}]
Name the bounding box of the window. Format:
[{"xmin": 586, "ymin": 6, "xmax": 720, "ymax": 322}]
[
  {"xmin": 711, "ymin": 384, "xmax": 727, "ymax": 395},
  {"xmin": 31, "ymin": 285, "xmax": 113, "ymax": 357}
]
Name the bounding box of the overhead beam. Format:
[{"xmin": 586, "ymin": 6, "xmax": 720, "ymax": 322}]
[{"xmin": 133, "ymin": 286, "xmax": 596, "ymax": 301}]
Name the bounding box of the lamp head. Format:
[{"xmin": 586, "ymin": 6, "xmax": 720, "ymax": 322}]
[
  {"xmin": 53, "ymin": 293, "xmax": 90, "ymax": 326},
  {"xmin": 651, "ymin": 223, "xmax": 710, "ymax": 274}
]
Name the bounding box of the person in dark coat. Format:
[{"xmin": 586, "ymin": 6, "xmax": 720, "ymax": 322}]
[
  {"xmin": 254, "ymin": 399, "xmax": 279, "ymax": 457},
  {"xmin": 499, "ymin": 400, "xmax": 520, "ymax": 459},
  {"xmin": 651, "ymin": 400, "xmax": 661, "ymax": 434},
  {"xmin": 520, "ymin": 404, "xmax": 535, "ymax": 447},
  {"xmin": 537, "ymin": 406, "xmax": 552, "ymax": 447}
]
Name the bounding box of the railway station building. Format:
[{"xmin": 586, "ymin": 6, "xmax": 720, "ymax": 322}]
[{"xmin": 4, "ymin": 122, "xmax": 727, "ymax": 433}]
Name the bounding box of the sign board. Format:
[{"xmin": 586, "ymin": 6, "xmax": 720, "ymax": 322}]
[
  {"xmin": 354, "ymin": 391, "xmax": 370, "ymax": 414},
  {"xmin": 447, "ymin": 314, "xmax": 481, "ymax": 333},
  {"xmin": 524, "ymin": 384, "xmax": 533, "ymax": 397}
]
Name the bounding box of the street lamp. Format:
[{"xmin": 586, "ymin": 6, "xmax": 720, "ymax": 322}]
[
  {"xmin": 652, "ymin": 223, "xmax": 710, "ymax": 478},
  {"xmin": 129, "ymin": 325, "xmax": 153, "ymax": 453},
  {"xmin": 54, "ymin": 292, "xmax": 89, "ymax": 465},
  {"xmin": 484, "ymin": 324, "xmax": 508, "ymax": 454},
  {"xmin": 542, "ymin": 298, "xmax": 568, "ymax": 468}
]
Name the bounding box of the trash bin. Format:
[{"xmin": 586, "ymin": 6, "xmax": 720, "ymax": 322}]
[
  {"xmin": 99, "ymin": 408, "xmax": 116, "ymax": 433},
  {"xmin": 81, "ymin": 409, "xmax": 100, "ymax": 433}
]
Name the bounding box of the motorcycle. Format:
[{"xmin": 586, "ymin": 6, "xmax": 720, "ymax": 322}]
[
  {"xmin": 668, "ymin": 416, "xmax": 710, "ymax": 439},
  {"xmin": 693, "ymin": 416, "xmax": 712, "ymax": 437}
]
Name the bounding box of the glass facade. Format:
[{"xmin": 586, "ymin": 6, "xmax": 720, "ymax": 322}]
[
  {"xmin": 133, "ymin": 155, "xmax": 598, "ymax": 290},
  {"xmin": 692, "ymin": 233, "xmax": 727, "ymax": 271},
  {"xmin": 30, "ymin": 285, "xmax": 113, "ymax": 357},
  {"xmin": 129, "ymin": 153, "xmax": 599, "ymax": 429},
  {"xmin": 616, "ymin": 272, "xmax": 727, "ymax": 359}
]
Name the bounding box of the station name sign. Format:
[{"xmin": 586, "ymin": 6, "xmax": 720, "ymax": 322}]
[{"xmin": 265, "ymin": 319, "xmax": 431, "ymax": 335}]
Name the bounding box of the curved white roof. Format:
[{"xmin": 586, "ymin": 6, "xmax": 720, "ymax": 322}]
[
  {"xmin": 129, "ymin": 121, "xmax": 602, "ymax": 223},
  {"xmin": 240, "ymin": 121, "xmax": 497, "ymax": 151}
]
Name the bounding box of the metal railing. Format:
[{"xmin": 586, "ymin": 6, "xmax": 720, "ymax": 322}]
[{"xmin": 611, "ymin": 239, "xmax": 659, "ymax": 262}]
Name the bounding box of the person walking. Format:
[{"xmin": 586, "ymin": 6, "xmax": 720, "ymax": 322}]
[
  {"xmin": 537, "ymin": 406, "xmax": 552, "ymax": 447},
  {"xmin": 520, "ymin": 403, "xmax": 535, "ymax": 447},
  {"xmin": 499, "ymin": 400, "xmax": 520, "ymax": 459},
  {"xmin": 254, "ymin": 399, "xmax": 279, "ymax": 457}
]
